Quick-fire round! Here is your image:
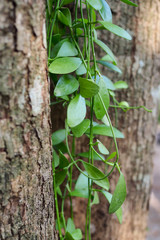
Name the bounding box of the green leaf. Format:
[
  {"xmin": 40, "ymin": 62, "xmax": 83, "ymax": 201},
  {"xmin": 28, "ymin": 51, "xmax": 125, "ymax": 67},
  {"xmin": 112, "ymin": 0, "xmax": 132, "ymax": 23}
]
[
  {"xmin": 106, "ymin": 152, "xmax": 117, "ymax": 161},
  {"xmin": 55, "ymin": 169, "xmax": 67, "ymax": 186},
  {"xmin": 52, "ymin": 129, "xmax": 66, "ymax": 145},
  {"xmin": 94, "ymin": 39, "xmax": 117, "ymax": 64},
  {"xmin": 76, "ymin": 63, "xmax": 87, "ymax": 75},
  {"xmin": 49, "ymin": 57, "xmax": 82, "ymax": 74},
  {"xmin": 61, "ymin": 0, "xmax": 75, "ymax": 6},
  {"xmin": 53, "ymin": 149, "xmax": 59, "ymax": 168},
  {"xmin": 66, "ymin": 219, "xmax": 82, "ymax": 240},
  {"xmin": 86, "ymin": 0, "xmax": 102, "ymax": 10},
  {"xmin": 54, "ymin": 75, "xmax": 79, "ymax": 97},
  {"xmin": 91, "ymin": 191, "xmax": 99, "ymax": 207},
  {"xmin": 58, "ymin": 8, "xmax": 72, "ymax": 26},
  {"xmin": 70, "ymin": 171, "xmax": 89, "ymax": 198},
  {"xmin": 97, "ymin": 140, "xmax": 109, "ymax": 155},
  {"xmin": 99, "ymin": 0, "xmax": 112, "ymax": 22},
  {"xmin": 94, "ymin": 77, "xmax": 110, "ymax": 120},
  {"xmin": 101, "ymin": 191, "xmax": 123, "ymax": 223},
  {"xmin": 79, "ymin": 78, "xmax": 99, "ymax": 98},
  {"xmin": 109, "ymin": 173, "xmax": 127, "ymax": 213},
  {"xmin": 120, "ymin": 0, "xmax": 138, "ymax": 7},
  {"xmin": 57, "ymin": 41, "xmax": 78, "ymax": 57},
  {"xmin": 52, "ymin": 39, "xmax": 68, "ymax": 58},
  {"xmin": 67, "ymin": 94, "xmax": 86, "ymax": 127},
  {"xmin": 82, "ymin": 161, "xmax": 110, "ymax": 190},
  {"xmin": 54, "ymin": 142, "xmax": 68, "ymax": 153},
  {"xmin": 78, "ymin": 151, "xmax": 105, "ymax": 161},
  {"xmin": 114, "ymin": 81, "xmax": 128, "ymax": 89},
  {"xmin": 102, "ymin": 76, "xmax": 116, "ymax": 90},
  {"xmin": 97, "ymin": 60, "xmax": 122, "ymax": 73},
  {"xmin": 59, "ymin": 150, "xmax": 69, "ymax": 169},
  {"xmin": 99, "ymin": 21, "xmax": 132, "ymax": 40},
  {"xmin": 86, "ymin": 124, "xmax": 124, "ymax": 138},
  {"xmin": 71, "ymin": 119, "xmax": 90, "ymax": 137},
  {"xmin": 101, "ymin": 54, "xmax": 116, "ymax": 64},
  {"xmin": 66, "ymin": 218, "xmax": 75, "ymax": 233}
]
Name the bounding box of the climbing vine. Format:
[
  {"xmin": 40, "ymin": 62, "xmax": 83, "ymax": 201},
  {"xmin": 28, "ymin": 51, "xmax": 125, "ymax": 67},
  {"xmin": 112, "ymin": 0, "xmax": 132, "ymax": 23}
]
[{"xmin": 46, "ymin": 0, "xmax": 151, "ymax": 239}]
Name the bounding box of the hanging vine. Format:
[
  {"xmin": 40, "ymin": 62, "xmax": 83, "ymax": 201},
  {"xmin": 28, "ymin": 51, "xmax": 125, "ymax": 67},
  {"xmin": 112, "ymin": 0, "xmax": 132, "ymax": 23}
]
[{"xmin": 46, "ymin": 0, "xmax": 151, "ymax": 239}]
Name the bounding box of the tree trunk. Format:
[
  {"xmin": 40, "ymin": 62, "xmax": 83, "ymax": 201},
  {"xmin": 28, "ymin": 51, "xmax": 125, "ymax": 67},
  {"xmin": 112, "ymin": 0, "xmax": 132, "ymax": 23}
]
[
  {"xmin": 0, "ymin": 1, "xmax": 56, "ymax": 239},
  {"xmin": 91, "ymin": 0, "xmax": 160, "ymax": 239}
]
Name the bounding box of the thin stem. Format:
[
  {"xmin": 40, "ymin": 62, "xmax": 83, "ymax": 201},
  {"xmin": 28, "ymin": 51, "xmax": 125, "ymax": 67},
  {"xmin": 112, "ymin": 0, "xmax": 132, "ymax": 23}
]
[
  {"xmin": 109, "ymin": 104, "xmax": 152, "ymax": 112},
  {"xmin": 48, "ymin": 0, "xmax": 60, "ymax": 58},
  {"xmin": 61, "ymin": 188, "xmax": 67, "ymax": 232}
]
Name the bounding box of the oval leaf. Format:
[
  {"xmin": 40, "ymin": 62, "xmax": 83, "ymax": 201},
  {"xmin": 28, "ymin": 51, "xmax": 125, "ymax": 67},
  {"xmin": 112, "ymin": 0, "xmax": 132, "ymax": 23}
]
[
  {"xmin": 120, "ymin": 0, "xmax": 138, "ymax": 7},
  {"xmin": 49, "ymin": 57, "xmax": 82, "ymax": 74},
  {"xmin": 52, "ymin": 129, "xmax": 66, "ymax": 145},
  {"xmin": 67, "ymin": 94, "xmax": 86, "ymax": 127},
  {"xmin": 97, "ymin": 60, "xmax": 122, "ymax": 73},
  {"xmin": 86, "ymin": 124, "xmax": 124, "ymax": 138},
  {"xmin": 55, "ymin": 169, "xmax": 67, "ymax": 186},
  {"xmin": 86, "ymin": 0, "xmax": 102, "ymax": 10},
  {"xmin": 114, "ymin": 81, "xmax": 128, "ymax": 89},
  {"xmin": 99, "ymin": 0, "xmax": 112, "ymax": 22},
  {"xmin": 109, "ymin": 173, "xmax": 127, "ymax": 213},
  {"xmin": 76, "ymin": 63, "xmax": 87, "ymax": 75},
  {"xmin": 102, "ymin": 76, "xmax": 116, "ymax": 90},
  {"xmin": 82, "ymin": 161, "xmax": 110, "ymax": 190},
  {"xmin": 58, "ymin": 8, "xmax": 72, "ymax": 26},
  {"xmin": 94, "ymin": 77, "xmax": 110, "ymax": 120},
  {"xmin": 71, "ymin": 119, "xmax": 90, "ymax": 137},
  {"xmin": 79, "ymin": 78, "xmax": 99, "ymax": 98},
  {"xmin": 94, "ymin": 39, "xmax": 117, "ymax": 64},
  {"xmin": 57, "ymin": 41, "xmax": 78, "ymax": 57},
  {"xmin": 97, "ymin": 140, "xmax": 109, "ymax": 155},
  {"xmin": 54, "ymin": 75, "xmax": 79, "ymax": 97},
  {"xmin": 99, "ymin": 21, "xmax": 132, "ymax": 40}
]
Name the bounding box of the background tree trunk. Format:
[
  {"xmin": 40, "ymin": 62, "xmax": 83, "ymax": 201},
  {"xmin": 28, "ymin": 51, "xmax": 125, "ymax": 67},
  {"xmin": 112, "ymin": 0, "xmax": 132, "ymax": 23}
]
[
  {"xmin": 90, "ymin": 0, "xmax": 160, "ymax": 239},
  {"xmin": 0, "ymin": 1, "xmax": 56, "ymax": 239}
]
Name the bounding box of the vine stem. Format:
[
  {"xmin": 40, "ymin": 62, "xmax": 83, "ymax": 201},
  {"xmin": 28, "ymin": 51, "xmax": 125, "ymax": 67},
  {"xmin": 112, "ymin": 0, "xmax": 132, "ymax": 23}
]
[{"xmin": 48, "ymin": 0, "xmax": 60, "ymax": 58}]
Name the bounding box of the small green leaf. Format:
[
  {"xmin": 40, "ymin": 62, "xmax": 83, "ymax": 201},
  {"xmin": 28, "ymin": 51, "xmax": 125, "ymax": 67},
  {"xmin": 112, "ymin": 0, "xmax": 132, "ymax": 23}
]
[
  {"xmin": 101, "ymin": 191, "xmax": 123, "ymax": 223},
  {"xmin": 82, "ymin": 161, "xmax": 110, "ymax": 190},
  {"xmin": 52, "ymin": 129, "xmax": 66, "ymax": 145},
  {"xmin": 49, "ymin": 57, "xmax": 82, "ymax": 74},
  {"xmin": 71, "ymin": 119, "xmax": 90, "ymax": 137},
  {"xmin": 66, "ymin": 219, "xmax": 82, "ymax": 240},
  {"xmin": 66, "ymin": 218, "xmax": 75, "ymax": 233},
  {"xmin": 52, "ymin": 39, "xmax": 68, "ymax": 58},
  {"xmin": 70, "ymin": 171, "xmax": 89, "ymax": 198},
  {"xmin": 99, "ymin": 0, "xmax": 112, "ymax": 22},
  {"xmin": 59, "ymin": 150, "xmax": 69, "ymax": 169},
  {"xmin": 99, "ymin": 21, "xmax": 132, "ymax": 40},
  {"xmin": 86, "ymin": 0, "xmax": 102, "ymax": 10},
  {"xmin": 101, "ymin": 54, "xmax": 116, "ymax": 64},
  {"xmin": 94, "ymin": 77, "xmax": 110, "ymax": 120},
  {"xmin": 61, "ymin": 0, "xmax": 75, "ymax": 6},
  {"xmin": 94, "ymin": 39, "xmax": 117, "ymax": 64},
  {"xmin": 55, "ymin": 169, "xmax": 67, "ymax": 186},
  {"xmin": 102, "ymin": 76, "xmax": 116, "ymax": 90},
  {"xmin": 54, "ymin": 75, "xmax": 79, "ymax": 97},
  {"xmin": 76, "ymin": 63, "xmax": 87, "ymax": 75},
  {"xmin": 67, "ymin": 94, "xmax": 86, "ymax": 127},
  {"xmin": 114, "ymin": 81, "xmax": 128, "ymax": 89},
  {"xmin": 53, "ymin": 149, "xmax": 59, "ymax": 168},
  {"xmin": 86, "ymin": 125, "xmax": 124, "ymax": 138},
  {"xmin": 91, "ymin": 191, "xmax": 99, "ymax": 207},
  {"xmin": 109, "ymin": 173, "xmax": 127, "ymax": 213},
  {"xmin": 58, "ymin": 8, "xmax": 72, "ymax": 26},
  {"xmin": 97, "ymin": 140, "xmax": 109, "ymax": 155},
  {"xmin": 120, "ymin": 0, "xmax": 138, "ymax": 7},
  {"xmin": 97, "ymin": 61, "xmax": 122, "ymax": 73},
  {"xmin": 57, "ymin": 41, "xmax": 78, "ymax": 57},
  {"xmin": 106, "ymin": 152, "xmax": 117, "ymax": 161},
  {"xmin": 79, "ymin": 78, "xmax": 99, "ymax": 98},
  {"xmin": 78, "ymin": 151, "xmax": 105, "ymax": 161}
]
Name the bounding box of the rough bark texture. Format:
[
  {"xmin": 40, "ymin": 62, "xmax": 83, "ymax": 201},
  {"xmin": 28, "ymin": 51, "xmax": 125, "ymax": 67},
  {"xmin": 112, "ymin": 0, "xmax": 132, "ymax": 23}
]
[
  {"xmin": 90, "ymin": 1, "xmax": 160, "ymax": 239},
  {"xmin": 0, "ymin": 1, "xmax": 56, "ymax": 239},
  {"xmin": 51, "ymin": 1, "xmax": 160, "ymax": 240}
]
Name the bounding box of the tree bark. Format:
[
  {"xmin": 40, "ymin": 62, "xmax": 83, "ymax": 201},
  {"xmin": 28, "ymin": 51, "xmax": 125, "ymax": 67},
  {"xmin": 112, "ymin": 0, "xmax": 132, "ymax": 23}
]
[
  {"xmin": 90, "ymin": 1, "xmax": 160, "ymax": 239},
  {"xmin": 0, "ymin": 1, "xmax": 56, "ymax": 239}
]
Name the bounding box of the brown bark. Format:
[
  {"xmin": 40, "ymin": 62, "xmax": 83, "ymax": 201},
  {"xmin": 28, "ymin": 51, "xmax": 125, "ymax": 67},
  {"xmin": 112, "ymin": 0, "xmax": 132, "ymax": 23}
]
[
  {"xmin": 51, "ymin": 1, "xmax": 160, "ymax": 239},
  {"xmin": 0, "ymin": 1, "xmax": 56, "ymax": 239}
]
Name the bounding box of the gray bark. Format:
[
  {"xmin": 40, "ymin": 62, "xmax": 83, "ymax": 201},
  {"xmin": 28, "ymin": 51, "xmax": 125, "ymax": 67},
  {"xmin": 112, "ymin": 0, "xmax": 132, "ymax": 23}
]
[{"xmin": 0, "ymin": 1, "xmax": 56, "ymax": 239}]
